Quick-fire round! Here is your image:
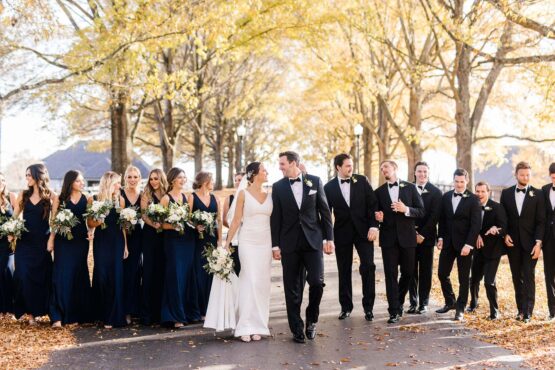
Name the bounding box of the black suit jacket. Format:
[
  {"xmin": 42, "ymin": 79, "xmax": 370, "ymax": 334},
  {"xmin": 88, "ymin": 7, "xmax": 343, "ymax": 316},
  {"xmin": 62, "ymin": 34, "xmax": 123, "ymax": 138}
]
[
  {"xmin": 500, "ymin": 185, "xmax": 545, "ymax": 253},
  {"xmin": 478, "ymin": 199, "xmax": 507, "ymax": 259},
  {"xmin": 375, "ymin": 181, "xmax": 425, "ymax": 249},
  {"xmin": 438, "ymin": 190, "xmax": 481, "ymax": 251},
  {"xmin": 271, "ymin": 174, "xmax": 334, "ymax": 253},
  {"xmin": 324, "ymin": 174, "xmax": 378, "ymax": 245},
  {"xmin": 542, "ymin": 184, "xmax": 555, "ymax": 242},
  {"xmin": 414, "ymin": 182, "xmax": 442, "ymax": 247}
]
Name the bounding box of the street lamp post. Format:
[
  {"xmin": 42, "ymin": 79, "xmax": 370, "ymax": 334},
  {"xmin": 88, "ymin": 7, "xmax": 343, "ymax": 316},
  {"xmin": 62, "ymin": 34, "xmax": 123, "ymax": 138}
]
[
  {"xmin": 237, "ymin": 122, "xmax": 246, "ymax": 171},
  {"xmin": 354, "ymin": 123, "xmax": 363, "ymax": 174}
]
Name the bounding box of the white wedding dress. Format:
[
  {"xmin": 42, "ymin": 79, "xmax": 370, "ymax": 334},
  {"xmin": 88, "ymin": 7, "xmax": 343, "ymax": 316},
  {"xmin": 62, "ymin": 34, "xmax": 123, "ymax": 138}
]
[{"xmin": 234, "ymin": 190, "xmax": 273, "ymax": 337}]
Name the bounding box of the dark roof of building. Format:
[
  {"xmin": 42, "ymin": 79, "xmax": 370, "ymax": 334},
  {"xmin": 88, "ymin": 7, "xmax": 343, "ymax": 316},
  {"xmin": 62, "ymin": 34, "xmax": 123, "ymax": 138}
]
[
  {"xmin": 43, "ymin": 141, "xmax": 150, "ymax": 180},
  {"xmin": 473, "ymin": 147, "xmax": 517, "ymax": 187}
]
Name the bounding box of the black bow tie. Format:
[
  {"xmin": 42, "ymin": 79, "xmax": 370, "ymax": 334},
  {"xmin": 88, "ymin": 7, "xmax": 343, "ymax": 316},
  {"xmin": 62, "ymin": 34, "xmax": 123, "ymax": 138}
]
[
  {"xmin": 481, "ymin": 206, "xmax": 486, "ymax": 211},
  {"xmin": 417, "ymin": 185, "xmax": 424, "ymax": 191},
  {"xmin": 551, "ymin": 186, "xmax": 555, "ymax": 191},
  {"xmin": 516, "ymin": 188, "xmax": 526, "ymax": 193},
  {"xmin": 340, "ymin": 179, "xmax": 351, "ymax": 184},
  {"xmin": 289, "ymin": 177, "xmax": 301, "ymax": 185},
  {"xmin": 388, "ymin": 183, "xmax": 398, "ymax": 188},
  {"xmin": 454, "ymin": 192, "xmax": 463, "ymax": 197}
]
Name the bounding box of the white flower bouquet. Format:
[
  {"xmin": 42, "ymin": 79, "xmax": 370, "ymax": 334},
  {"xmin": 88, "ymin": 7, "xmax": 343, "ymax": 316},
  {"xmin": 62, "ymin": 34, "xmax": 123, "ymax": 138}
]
[
  {"xmin": 0, "ymin": 218, "xmax": 28, "ymax": 251},
  {"xmin": 51, "ymin": 204, "xmax": 80, "ymax": 240},
  {"xmin": 118, "ymin": 206, "xmax": 140, "ymax": 233},
  {"xmin": 202, "ymin": 243, "xmax": 235, "ymax": 283},
  {"xmin": 83, "ymin": 200, "xmax": 113, "ymax": 229},
  {"xmin": 165, "ymin": 202, "xmax": 190, "ymax": 235},
  {"xmin": 145, "ymin": 203, "xmax": 168, "ymax": 233},
  {"xmin": 189, "ymin": 209, "xmax": 216, "ymax": 239}
]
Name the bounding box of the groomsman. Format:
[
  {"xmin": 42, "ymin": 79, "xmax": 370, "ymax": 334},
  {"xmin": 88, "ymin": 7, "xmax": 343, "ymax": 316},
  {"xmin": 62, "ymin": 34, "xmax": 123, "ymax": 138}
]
[
  {"xmin": 468, "ymin": 181, "xmax": 507, "ymax": 320},
  {"xmin": 375, "ymin": 160, "xmax": 425, "ymax": 323},
  {"xmin": 436, "ymin": 168, "xmax": 481, "ymax": 321},
  {"xmin": 408, "ymin": 161, "xmax": 442, "ymax": 314},
  {"xmin": 324, "ymin": 153, "xmax": 378, "ymax": 321},
  {"xmin": 500, "ymin": 161, "xmax": 545, "ymax": 323},
  {"xmin": 541, "ymin": 163, "xmax": 555, "ymax": 320}
]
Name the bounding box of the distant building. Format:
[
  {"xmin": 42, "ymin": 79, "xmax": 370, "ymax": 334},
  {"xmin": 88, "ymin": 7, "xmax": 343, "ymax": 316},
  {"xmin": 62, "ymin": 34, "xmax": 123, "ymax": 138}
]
[
  {"xmin": 43, "ymin": 141, "xmax": 150, "ymax": 190},
  {"xmin": 473, "ymin": 147, "xmax": 519, "ymax": 200}
]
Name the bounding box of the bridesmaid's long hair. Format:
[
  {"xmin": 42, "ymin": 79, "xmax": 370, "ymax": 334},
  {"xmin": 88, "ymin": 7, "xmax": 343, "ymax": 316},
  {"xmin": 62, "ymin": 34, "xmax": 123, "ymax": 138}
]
[
  {"xmin": 97, "ymin": 171, "xmax": 121, "ymax": 203},
  {"xmin": 20, "ymin": 163, "xmax": 52, "ymax": 219},
  {"xmin": 166, "ymin": 167, "xmax": 185, "ymax": 193},
  {"xmin": 59, "ymin": 170, "xmax": 82, "ymax": 204},
  {"xmin": 144, "ymin": 169, "xmax": 168, "ymax": 202},
  {"xmin": 0, "ymin": 172, "xmax": 10, "ymax": 213},
  {"xmin": 192, "ymin": 171, "xmax": 212, "ymax": 190}
]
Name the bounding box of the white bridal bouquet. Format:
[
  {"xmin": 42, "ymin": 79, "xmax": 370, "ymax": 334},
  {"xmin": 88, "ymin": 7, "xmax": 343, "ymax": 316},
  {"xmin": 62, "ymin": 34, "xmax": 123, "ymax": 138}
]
[
  {"xmin": 0, "ymin": 218, "xmax": 28, "ymax": 251},
  {"xmin": 165, "ymin": 202, "xmax": 190, "ymax": 235},
  {"xmin": 189, "ymin": 209, "xmax": 216, "ymax": 239},
  {"xmin": 51, "ymin": 204, "xmax": 80, "ymax": 240},
  {"xmin": 145, "ymin": 203, "xmax": 168, "ymax": 233},
  {"xmin": 202, "ymin": 243, "xmax": 235, "ymax": 283},
  {"xmin": 118, "ymin": 206, "xmax": 140, "ymax": 233},
  {"xmin": 83, "ymin": 200, "xmax": 113, "ymax": 229}
]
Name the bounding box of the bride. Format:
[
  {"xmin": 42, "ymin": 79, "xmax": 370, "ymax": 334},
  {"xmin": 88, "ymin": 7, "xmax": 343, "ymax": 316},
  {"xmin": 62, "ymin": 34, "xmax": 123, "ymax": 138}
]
[{"xmin": 225, "ymin": 162, "xmax": 273, "ymax": 342}]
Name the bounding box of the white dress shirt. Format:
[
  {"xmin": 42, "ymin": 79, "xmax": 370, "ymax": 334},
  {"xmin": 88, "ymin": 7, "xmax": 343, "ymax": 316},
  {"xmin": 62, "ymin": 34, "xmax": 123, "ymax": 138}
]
[
  {"xmin": 338, "ymin": 177, "xmax": 351, "ymax": 207},
  {"xmin": 290, "ymin": 173, "xmax": 303, "ymax": 209},
  {"xmin": 550, "ymin": 186, "xmax": 555, "ymax": 211},
  {"xmin": 515, "ymin": 185, "xmax": 528, "ymax": 216},
  {"xmin": 452, "ymin": 191, "xmax": 464, "ymax": 212},
  {"xmin": 387, "ymin": 181, "xmax": 400, "ymax": 202}
]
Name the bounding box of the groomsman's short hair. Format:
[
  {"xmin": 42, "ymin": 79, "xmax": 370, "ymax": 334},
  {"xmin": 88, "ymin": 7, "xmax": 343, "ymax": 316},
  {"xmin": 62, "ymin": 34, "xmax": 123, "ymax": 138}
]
[
  {"xmin": 334, "ymin": 153, "xmax": 352, "ymax": 171},
  {"xmin": 414, "ymin": 161, "xmax": 429, "ymax": 171},
  {"xmin": 279, "ymin": 151, "xmax": 300, "ymax": 165},
  {"xmin": 380, "ymin": 160, "xmax": 398, "ymax": 169},
  {"xmin": 515, "ymin": 161, "xmax": 531, "ymax": 174},
  {"xmin": 475, "ymin": 181, "xmax": 490, "ymax": 191},
  {"xmin": 453, "ymin": 168, "xmax": 469, "ymax": 179},
  {"xmin": 548, "ymin": 163, "xmax": 555, "ymax": 175}
]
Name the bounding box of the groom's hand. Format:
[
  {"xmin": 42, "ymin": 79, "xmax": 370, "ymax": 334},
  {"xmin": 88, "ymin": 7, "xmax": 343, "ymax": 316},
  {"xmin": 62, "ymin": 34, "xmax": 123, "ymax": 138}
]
[
  {"xmin": 324, "ymin": 240, "xmax": 335, "ymax": 255},
  {"xmin": 272, "ymin": 248, "xmax": 281, "ymax": 260}
]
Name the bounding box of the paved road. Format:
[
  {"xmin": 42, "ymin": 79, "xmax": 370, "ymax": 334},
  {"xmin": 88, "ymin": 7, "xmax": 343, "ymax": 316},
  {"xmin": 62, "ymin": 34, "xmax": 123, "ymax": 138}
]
[{"xmin": 44, "ymin": 250, "xmax": 524, "ymax": 369}]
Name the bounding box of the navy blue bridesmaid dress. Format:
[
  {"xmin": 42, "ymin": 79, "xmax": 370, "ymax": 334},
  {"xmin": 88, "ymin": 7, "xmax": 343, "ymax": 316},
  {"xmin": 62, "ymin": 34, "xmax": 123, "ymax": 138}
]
[
  {"xmin": 140, "ymin": 195, "xmax": 165, "ymax": 325},
  {"xmin": 91, "ymin": 198, "xmax": 126, "ymax": 327},
  {"xmin": 50, "ymin": 194, "xmax": 92, "ymax": 324},
  {"xmin": 161, "ymin": 193, "xmax": 198, "ymax": 324},
  {"xmin": 121, "ymin": 189, "xmax": 142, "ymax": 318},
  {"xmin": 13, "ymin": 199, "xmax": 52, "ymax": 319},
  {"xmin": 0, "ymin": 200, "xmax": 14, "ymax": 314},
  {"xmin": 191, "ymin": 193, "xmax": 218, "ymax": 317}
]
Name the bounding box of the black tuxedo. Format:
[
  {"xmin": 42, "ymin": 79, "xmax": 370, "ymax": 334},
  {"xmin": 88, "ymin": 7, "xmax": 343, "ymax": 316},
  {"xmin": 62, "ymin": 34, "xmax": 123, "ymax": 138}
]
[
  {"xmin": 409, "ymin": 182, "xmax": 442, "ymax": 308},
  {"xmin": 375, "ymin": 180, "xmax": 425, "ymax": 315},
  {"xmin": 500, "ymin": 185, "xmax": 545, "ymax": 316},
  {"xmin": 271, "ymin": 173, "xmax": 333, "ymax": 335},
  {"xmin": 542, "ymin": 184, "xmax": 555, "ymax": 316},
  {"xmin": 437, "ymin": 190, "xmax": 481, "ymax": 311},
  {"xmin": 469, "ymin": 199, "xmax": 507, "ymax": 315},
  {"xmin": 324, "ymin": 174, "xmax": 378, "ymax": 313}
]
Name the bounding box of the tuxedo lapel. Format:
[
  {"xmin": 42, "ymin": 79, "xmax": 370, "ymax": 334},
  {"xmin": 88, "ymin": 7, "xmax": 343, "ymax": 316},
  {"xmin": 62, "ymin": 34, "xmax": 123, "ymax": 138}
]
[
  {"xmin": 507, "ymin": 186, "xmax": 518, "ymax": 218},
  {"xmin": 454, "ymin": 192, "xmax": 469, "ymax": 216},
  {"xmin": 349, "ymin": 179, "xmax": 355, "ymax": 208},
  {"xmin": 446, "ymin": 190, "xmax": 455, "ymax": 216},
  {"xmin": 283, "ymin": 179, "xmax": 299, "ymax": 210},
  {"xmin": 300, "ymin": 177, "xmax": 310, "ymax": 211},
  {"xmin": 520, "ymin": 188, "xmax": 533, "ymax": 218},
  {"xmin": 332, "ymin": 177, "xmax": 349, "ymax": 208}
]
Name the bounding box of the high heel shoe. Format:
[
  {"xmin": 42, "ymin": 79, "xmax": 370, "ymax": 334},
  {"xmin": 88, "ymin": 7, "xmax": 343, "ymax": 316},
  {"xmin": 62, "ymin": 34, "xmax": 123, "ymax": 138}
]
[
  {"xmin": 251, "ymin": 335, "xmax": 261, "ymax": 341},
  {"xmin": 241, "ymin": 335, "xmax": 251, "ymax": 342}
]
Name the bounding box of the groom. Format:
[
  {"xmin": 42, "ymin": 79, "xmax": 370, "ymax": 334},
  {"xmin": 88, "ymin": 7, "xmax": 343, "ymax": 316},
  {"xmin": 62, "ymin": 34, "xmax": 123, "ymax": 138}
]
[{"xmin": 271, "ymin": 151, "xmax": 334, "ymax": 344}]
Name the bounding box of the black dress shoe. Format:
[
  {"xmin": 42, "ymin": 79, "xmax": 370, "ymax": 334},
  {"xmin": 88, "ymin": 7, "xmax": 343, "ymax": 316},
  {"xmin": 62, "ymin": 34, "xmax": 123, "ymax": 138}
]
[
  {"xmin": 364, "ymin": 311, "xmax": 374, "ymax": 321},
  {"xmin": 338, "ymin": 311, "xmax": 351, "ymax": 320},
  {"xmin": 466, "ymin": 305, "xmax": 477, "ymax": 313},
  {"xmin": 436, "ymin": 304, "xmax": 456, "ymax": 314},
  {"xmin": 454, "ymin": 310, "xmax": 464, "ymax": 321},
  {"xmin": 293, "ymin": 332, "xmax": 306, "ymax": 343},
  {"xmin": 305, "ymin": 322, "xmax": 316, "ymax": 340},
  {"xmin": 407, "ymin": 305, "xmax": 417, "ymax": 314},
  {"xmin": 387, "ymin": 314, "xmax": 401, "ymax": 324},
  {"xmin": 417, "ymin": 305, "xmax": 428, "ymax": 314},
  {"xmin": 523, "ymin": 315, "xmax": 531, "ymax": 323},
  {"xmin": 548, "ymin": 314, "xmax": 555, "ymax": 322},
  {"xmin": 515, "ymin": 312, "xmax": 524, "ymax": 321},
  {"xmin": 488, "ymin": 312, "xmax": 499, "ymax": 320}
]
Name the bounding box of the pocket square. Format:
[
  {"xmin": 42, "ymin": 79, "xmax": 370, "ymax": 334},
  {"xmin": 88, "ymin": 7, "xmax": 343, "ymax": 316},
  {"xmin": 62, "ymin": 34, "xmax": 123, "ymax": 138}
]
[{"xmin": 309, "ymin": 190, "xmax": 317, "ymax": 195}]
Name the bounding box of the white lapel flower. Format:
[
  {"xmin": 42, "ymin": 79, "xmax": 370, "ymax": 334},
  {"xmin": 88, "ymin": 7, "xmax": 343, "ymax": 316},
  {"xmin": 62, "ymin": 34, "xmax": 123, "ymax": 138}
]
[
  {"xmin": 304, "ymin": 177, "xmax": 313, "ymax": 188},
  {"xmin": 529, "ymin": 190, "xmax": 535, "ymax": 197},
  {"xmin": 484, "ymin": 206, "xmax": 492, "ymax": 211},
  {"xmin": 421, "ymin": 188, "xmax": 429, "ymax": 194},
  {"xmin": 399, "ymin": 182, "xmax": 406, "ymax": 188},
  {"xmin": 462, "ymin": 192, "xmax": 469, "ymax": 198},
  {"xmin": 351, "ymin": 176, "xmax": 357, "ymax": 184}
]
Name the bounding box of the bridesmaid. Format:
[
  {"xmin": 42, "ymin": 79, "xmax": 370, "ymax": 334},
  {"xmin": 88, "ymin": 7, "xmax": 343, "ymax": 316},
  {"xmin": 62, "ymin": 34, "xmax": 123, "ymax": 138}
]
[
  {"xmin": 89, "ymin": 171, "xmax": 128, "ymax": 329},
  {"xmin": 121, "ymin": 165, "xmax": 143, "ymax": 324},
  {"xmin": 160, "ymin": 167, "xmax": 197, "ymax": 328},
  {"xmin": 13, "ymin": 164, "xmax": 55, "ymax": 325},
  {"xmin": 0, "ymin": 173, "xmax": 17, "ymax": 316},
  {"xmin": 189, "ymin": 171, "xmax": 222, "ymax": 319},
  {"xmin": 50, "ymin": 170, "xmax": 93, "ymax": 327},
  {"xmin": 140, "ymin": 169, "xmax": 167, "ymax": 325}
]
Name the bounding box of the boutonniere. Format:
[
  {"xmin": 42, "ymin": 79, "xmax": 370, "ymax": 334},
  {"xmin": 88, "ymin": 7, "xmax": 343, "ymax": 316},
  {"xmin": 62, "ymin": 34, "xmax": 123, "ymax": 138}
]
[
  {"xmin": 462, "ymin": 192, "xmax": 469, "ymax": 198},
  {"xmin": 399, "ymin": 182, "xmax": 406, "ymax": 188},
  {"xmin": 304, "ymin": 178, "xmax": 313, "ymax": 188},
  {"xmin": 351, "ymin": 176, "xmax": 357, "ymax": 184},
  {"xmin": 484, "ymin": 206, "xmax": 492, "ymax": 211},
  {"xmin": 529, "ymin": 190, "xmax": 535, "ymax": 197},
  {"xmin": 421, "ymin": 188, "xmax": 429, "ymax": 194}
]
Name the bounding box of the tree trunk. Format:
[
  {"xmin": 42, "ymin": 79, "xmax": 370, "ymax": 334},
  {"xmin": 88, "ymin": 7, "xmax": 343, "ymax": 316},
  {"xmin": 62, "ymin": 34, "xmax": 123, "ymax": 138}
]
[
  {"xmin": 110, "ymin": 89, "xmax": 130, "ymax": 175},
  {"xmin": 214, "ymin": 124, "xmax": 223, "ymax": 190},
  {"xmin": 363, "ymin": 124, "xmax": 373, "ymax": 182},
  {"xmin": 377, "ymin": 98, "xmax": 389, "ymax": 184},
  {"xmin": 406, "ymin": 85, "xmax": 424, "ymax": 181},
  {"xmin": 455, "ymin": 42, "xmax": 473, "ymax": 188},
  {"xmin": 227, "ymin": 141, "xmax": 235, "ymax": 188},
  {"xmin": 194, "ymin": 111, "xmax": 204, "ymax": 173}
]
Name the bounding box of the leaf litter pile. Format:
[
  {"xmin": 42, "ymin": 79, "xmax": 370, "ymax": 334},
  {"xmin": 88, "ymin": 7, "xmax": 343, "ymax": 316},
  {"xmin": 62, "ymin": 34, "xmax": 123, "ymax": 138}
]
[{"xmin": 431, "ymin": 255, "xmax": 555, "ymax": 369}]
